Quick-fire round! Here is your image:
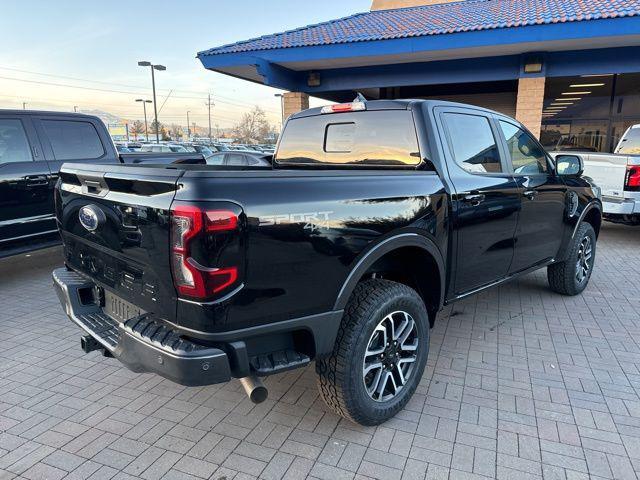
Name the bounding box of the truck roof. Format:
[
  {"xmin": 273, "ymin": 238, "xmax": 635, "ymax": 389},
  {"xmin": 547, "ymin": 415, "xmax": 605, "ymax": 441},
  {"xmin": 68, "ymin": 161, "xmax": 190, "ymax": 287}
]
[
  {"xmin": 290, "ymin": 99, "xmax": 507, "ymax": 120},
  {"xmin": 0, "ymin": 109, "xmax": 103, "ymax": 121}
]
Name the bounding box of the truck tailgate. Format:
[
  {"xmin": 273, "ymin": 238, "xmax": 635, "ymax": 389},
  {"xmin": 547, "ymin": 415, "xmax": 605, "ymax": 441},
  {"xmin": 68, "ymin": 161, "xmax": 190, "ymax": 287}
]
[
  {"xmin": 581, "ymin": 152, "xmax": 629, "ymax": 198},
  {"xmin": 56, "ymin": 163, "xmax": 183, "ymax": 323}
]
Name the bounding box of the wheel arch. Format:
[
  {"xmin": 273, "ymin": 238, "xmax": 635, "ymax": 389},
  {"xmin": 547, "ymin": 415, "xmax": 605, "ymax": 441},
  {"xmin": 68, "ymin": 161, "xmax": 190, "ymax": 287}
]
[
  {"xmin": 333, "ymin": 233, "xmax": 445, "ymax": 326},
  {"xmin": 580, "ymin": 202, "xmax": 603, "ymax": 239}
]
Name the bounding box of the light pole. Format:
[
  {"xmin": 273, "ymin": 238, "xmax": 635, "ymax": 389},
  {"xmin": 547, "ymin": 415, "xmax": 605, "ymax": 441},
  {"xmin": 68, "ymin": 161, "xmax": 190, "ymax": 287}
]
[
  {"xmin": 136, "ymin": 99, "xmax": 152, "ymax": 142},
  {"xmin": 138, "ymin": 61, "xmax": 166, "ymax": 143},
  {"xmin": 205, "ymin": 94, "xmax": 213, "ymax": 143},
  {"xmin": 187, "ymin": 111, "xmax": 191, "ymax": 139},
  {"xmin": 274, "ymin": 93, "xmax": 284, "ymax": 127}
]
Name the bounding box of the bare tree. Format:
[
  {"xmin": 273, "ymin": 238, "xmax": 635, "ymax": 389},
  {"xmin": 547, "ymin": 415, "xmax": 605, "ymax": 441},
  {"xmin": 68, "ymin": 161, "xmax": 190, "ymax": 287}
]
[
  {"xmin": 168, "ymin": 124, "xmax": 183, "ymax": 141},
  {"xmin": 232, "ymin": 106, "xmax": 271, "ymax": 144},
  {"xmin": 149, "ymin": 120, "xmax": 170, "ymax": 141},
  {"xmin": 129, "ymin": 120, "xmax": 145, "ymax": 140}
]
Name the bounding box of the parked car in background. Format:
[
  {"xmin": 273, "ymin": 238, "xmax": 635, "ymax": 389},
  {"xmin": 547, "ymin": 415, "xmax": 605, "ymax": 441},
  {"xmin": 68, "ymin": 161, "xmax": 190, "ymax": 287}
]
[
  {"xmin": 206, "ymin": 151, "xmax": 272, "ymax": 166},
  {"xmin": 183, "ymin": 143, "xmax": 215, "ymax": 158},
  {"xmin": 0, "ymin": 110, "xmax": 121, "ymax": 256},
  {"xmin": 0, "ymin": 110, "xmax": 207, "ymax": 257},
  {"xmin": 139, "ymin": 144, "xmax": 190, "ymax": 153},
  {"xmin": 115, "ymin": 144, "xmax": 133, "ymax": 153},
  {"xmin": 615, "ymin": 124, "xmax": 640, "ymax": 155},
  {"xmin": 52, "ymin": 99, "xmax": 601, "ymax": 425},
  {"xmin": 551, "ymin": 125, "xmax": 640, "ymax": 225}
]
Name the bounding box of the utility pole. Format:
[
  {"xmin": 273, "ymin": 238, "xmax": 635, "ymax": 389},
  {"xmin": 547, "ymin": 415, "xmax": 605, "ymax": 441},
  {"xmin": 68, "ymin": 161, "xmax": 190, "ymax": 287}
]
[
  {"xmin": 187, "ymin": 111, "xmax": 191, "ymax": 139},
  {"xmin": 205, "ymin": 94, "xmax": 214, "ymax": 142}
]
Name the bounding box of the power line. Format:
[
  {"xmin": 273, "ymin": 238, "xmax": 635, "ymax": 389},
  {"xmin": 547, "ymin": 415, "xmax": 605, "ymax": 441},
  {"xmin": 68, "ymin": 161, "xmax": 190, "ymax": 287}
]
[
  {"xmin": 0, "ymin": 93, "xmax": 277, "ymax": 122},
  {"xmin": 0, "ymin": 67, "xmax": 281, "ymax": 112}
]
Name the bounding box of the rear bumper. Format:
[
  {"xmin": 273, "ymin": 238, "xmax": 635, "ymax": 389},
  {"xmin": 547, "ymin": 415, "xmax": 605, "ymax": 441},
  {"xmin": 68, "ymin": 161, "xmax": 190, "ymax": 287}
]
[
  {"xmin": 53, "ymin": 268, "xmax": 232, "ymax": 386},
  {"xmin": 602, "ymin": 193, "xmax": 640, "ymax": 215}
]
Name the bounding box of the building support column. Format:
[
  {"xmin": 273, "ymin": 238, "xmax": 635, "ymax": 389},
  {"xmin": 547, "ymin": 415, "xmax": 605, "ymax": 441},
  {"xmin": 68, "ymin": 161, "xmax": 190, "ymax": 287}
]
[
  {"xmin": 515, "ymin": 77, "xmax": 546, "ymax": 139},
  {"xmin": 283, "ymin": 92, "xmax": 310, "ymax": 120}
]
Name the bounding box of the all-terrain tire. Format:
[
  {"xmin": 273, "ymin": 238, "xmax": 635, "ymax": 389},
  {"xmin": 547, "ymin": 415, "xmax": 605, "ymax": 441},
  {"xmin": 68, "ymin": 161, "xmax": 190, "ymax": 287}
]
[
  {"xmin": 316, "ymin": 279, "xmax": 429, "ymax": 426},
  {"xmin": 548, "ymin": 222, "xmax": 596, "ymax": 296}
]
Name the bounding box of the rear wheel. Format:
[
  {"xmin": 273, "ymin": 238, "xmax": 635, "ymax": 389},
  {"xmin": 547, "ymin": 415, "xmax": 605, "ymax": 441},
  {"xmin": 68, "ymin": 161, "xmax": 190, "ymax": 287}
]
[
  {"xmin": 316, "ymin": 279, "xmax": 429, "ymax": 425},
  {"xmin": 548, "ymin": 223, "xmax": 596, "ymax": 295}
]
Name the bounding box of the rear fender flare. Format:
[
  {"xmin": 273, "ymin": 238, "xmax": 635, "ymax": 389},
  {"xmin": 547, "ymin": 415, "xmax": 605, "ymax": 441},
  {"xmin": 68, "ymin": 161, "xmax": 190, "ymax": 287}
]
[{"xmin": 333, "ymin": 233, "xmax": 445, "ymax": 311}]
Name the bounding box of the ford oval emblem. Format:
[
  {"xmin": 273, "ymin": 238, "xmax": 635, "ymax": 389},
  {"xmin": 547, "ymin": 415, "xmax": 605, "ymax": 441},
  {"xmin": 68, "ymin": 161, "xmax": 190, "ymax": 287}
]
[{"xmin": 79, "ymin": 205, "xmax": 105, "ymax": 232}]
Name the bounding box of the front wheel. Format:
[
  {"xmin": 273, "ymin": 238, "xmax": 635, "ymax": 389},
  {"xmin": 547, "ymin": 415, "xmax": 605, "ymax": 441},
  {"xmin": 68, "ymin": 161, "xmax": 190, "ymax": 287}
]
[
  {"xmin": 548, "ymin": 223, "xmax": 596, "ymax": 295},
  {"xmin": 316, "ymin": 279, "xmax": 429, "ymax": 426}
]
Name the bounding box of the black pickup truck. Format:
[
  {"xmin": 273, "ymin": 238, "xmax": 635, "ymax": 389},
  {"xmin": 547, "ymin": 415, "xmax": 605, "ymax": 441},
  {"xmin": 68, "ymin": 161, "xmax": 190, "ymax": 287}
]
[
  {"xmin": 53, "ymin": 100, "xmax": 601, "ymax": 425},
  {"xmin": 0, "ymin": 110, "xmax": 205, "ymax": 257}
]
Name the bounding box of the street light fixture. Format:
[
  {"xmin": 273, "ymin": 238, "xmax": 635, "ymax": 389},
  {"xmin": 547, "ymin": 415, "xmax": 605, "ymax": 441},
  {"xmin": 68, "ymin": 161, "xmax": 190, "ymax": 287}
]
[
  {"xmin": 138, "ymin": 61, "xmax": 166, "ymax": 143},
  {"xmin": 136, "ymin": 99, "xmax": 152, "ymax": 142}
]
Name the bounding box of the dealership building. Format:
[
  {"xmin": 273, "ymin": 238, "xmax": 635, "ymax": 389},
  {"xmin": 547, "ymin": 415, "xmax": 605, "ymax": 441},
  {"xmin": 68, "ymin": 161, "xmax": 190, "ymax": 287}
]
[{"xmin": 199, "ymin": 0, "xmax": 640, "ymax": 152}]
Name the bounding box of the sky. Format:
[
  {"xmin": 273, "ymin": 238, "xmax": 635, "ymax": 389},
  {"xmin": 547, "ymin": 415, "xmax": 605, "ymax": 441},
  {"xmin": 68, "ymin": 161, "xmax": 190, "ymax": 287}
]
[{"xmin": 0, "ymin": 0, "xmax": 371, "ymax": 130}]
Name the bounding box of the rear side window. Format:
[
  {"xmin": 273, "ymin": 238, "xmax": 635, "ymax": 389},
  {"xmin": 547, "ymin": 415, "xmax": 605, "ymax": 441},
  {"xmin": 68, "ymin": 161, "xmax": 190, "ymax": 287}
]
[
  {"xmin": 226, "ymin": 153, "xmax": 247, "ymax": 166},
  {"xmin": 206, "ymin": 153, "xmax": 225, "ymax": 165},
  {"xmin": 42, "ymin": 120, "xmax": 105, "ymax": 160},
  {"xmin": 276, "ymin": 110, "xmax": 420, "ymax": 166},
  {"xmin": 617, "ymin": 126, "xmax": 640, "ymax": 154},
  {"xmin": 0, "ymin": 119, "xmax": 32, "ymax": 164},
  {"xmin": 443, "ymin": 113, "xmax": 502, "ymax": 174}
]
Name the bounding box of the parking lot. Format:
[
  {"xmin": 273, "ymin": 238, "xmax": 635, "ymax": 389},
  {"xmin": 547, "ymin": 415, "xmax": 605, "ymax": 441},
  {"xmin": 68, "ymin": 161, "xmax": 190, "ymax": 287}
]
[{"xmin": 0, "ymin": 223, "xmax": 639, "ymax": 480}]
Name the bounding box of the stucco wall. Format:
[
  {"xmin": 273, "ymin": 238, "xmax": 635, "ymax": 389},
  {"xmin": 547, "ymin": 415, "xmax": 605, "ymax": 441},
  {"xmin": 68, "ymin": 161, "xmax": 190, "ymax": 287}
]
[{"xmin": 371, "ymin": 0, "xmax": 461, "ymax": 10}]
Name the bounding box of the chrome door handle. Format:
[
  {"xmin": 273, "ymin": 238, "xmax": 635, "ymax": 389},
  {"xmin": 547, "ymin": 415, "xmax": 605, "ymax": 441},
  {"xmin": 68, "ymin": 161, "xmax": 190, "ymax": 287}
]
[
  {"xmin": 24, "ymin": 175, "xmax": 49, "ymax": 187},
  {"xmin": 462, "ymin": 193, "xmax": 485, "ymax": 206},
  {"xmin": 523, "ymin": 190, "xmax": 538, "ymax": 200}
]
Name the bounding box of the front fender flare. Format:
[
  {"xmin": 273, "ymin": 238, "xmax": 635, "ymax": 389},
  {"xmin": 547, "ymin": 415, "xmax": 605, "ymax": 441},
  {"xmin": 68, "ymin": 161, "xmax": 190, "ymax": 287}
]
[
  {"xmin": 333, "ymin": 233, "xmax": 445, "ymax": 311},
  {"xmin": 571, "ymin": 200, "xmax": 602, "ymax": 240}
]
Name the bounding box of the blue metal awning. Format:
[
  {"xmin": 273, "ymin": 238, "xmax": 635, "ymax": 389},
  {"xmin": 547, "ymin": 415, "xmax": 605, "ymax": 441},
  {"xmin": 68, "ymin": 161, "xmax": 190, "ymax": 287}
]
[{"xmin": 197, "ymin": 0, "xmax": 640, "ymax": 97}]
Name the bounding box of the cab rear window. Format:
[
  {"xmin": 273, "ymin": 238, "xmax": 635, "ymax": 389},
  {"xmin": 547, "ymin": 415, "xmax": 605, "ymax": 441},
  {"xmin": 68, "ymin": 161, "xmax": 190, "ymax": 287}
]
[{"xmin": 276, "ymin": 110, "xmax": 421, "ymax": 167}]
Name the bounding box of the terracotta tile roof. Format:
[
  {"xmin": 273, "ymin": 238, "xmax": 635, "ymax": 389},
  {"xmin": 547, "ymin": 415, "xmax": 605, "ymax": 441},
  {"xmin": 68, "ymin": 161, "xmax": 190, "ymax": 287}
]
[{"xmin": 198, "ymin": 0, "xmax": 640, "ymax": 57}]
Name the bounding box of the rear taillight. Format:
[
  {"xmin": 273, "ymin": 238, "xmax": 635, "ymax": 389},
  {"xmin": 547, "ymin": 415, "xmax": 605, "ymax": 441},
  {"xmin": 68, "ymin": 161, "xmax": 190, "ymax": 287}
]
[
  {"xmin": 170, "ymin": 204, "xmax": 239, "ymax": 299},
  {"xmin": 625, "ymin": 165, "xmax": 640, "ymax": 191}
]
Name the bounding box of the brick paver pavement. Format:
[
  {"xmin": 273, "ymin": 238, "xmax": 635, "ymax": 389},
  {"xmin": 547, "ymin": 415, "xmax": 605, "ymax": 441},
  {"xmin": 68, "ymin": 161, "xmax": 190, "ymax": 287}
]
[{"xmin": 1, "ymin": 223, "xmax": 639, "ymax": 480}]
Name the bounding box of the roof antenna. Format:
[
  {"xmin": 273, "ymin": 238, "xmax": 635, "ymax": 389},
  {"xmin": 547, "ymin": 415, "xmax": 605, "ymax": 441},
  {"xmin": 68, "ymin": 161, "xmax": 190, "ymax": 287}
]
[{"xmin": 354, "ymin": 92, "xmax": 367, "ymax": 103}]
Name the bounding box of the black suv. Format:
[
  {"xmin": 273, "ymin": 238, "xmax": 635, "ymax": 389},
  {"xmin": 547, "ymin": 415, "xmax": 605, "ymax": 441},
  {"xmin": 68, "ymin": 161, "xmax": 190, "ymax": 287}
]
[{"xmin": 0, "ymin": 110, "xmax": 119, "ymax": 256}]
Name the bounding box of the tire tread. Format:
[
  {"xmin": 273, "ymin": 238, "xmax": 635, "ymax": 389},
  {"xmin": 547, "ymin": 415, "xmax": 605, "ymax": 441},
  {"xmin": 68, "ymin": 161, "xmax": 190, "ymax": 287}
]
[
  {"xmin": 316, "ymin": 279, "xmax": 426, "ymax": 425},
  {"xmin": 548, "ymin": 223, "xmax": 595, "ymax": 296}
]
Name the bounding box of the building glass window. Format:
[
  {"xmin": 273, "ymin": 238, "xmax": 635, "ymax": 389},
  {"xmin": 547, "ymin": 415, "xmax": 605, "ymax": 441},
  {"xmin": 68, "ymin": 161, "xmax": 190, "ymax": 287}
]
[{"xmin": 541, "ymin": 73, "xmax": 640, "ymax": 153}]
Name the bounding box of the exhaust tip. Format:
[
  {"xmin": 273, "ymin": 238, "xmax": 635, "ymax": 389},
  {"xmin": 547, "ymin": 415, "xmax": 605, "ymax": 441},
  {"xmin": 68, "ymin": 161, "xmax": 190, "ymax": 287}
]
[{"xmin": 240, "ymin": 376, "xmax": 268, "ymax": 404}]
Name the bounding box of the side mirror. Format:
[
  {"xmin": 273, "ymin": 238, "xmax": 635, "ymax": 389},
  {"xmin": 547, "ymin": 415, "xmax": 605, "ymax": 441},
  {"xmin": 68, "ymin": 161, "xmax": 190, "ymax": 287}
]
[{"xmin": 556, "ymin": 154, "xmax": 584, "ymax": 176}]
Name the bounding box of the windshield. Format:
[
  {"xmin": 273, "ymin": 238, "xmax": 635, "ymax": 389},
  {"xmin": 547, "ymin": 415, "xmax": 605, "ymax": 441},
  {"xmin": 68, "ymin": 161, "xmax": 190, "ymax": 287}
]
[{"xmin": 616, "ymin": 127, "xmax": 640, "ymax": 154}]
